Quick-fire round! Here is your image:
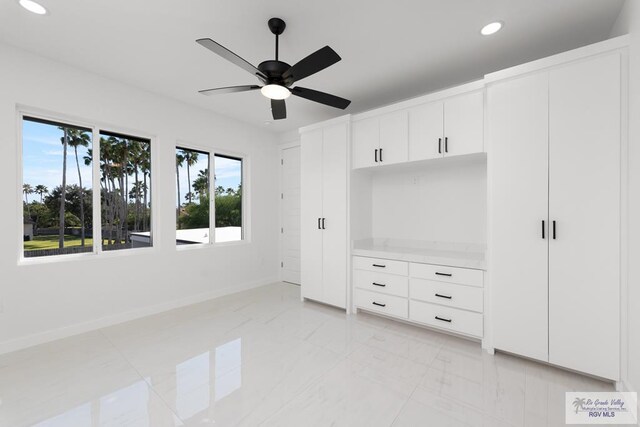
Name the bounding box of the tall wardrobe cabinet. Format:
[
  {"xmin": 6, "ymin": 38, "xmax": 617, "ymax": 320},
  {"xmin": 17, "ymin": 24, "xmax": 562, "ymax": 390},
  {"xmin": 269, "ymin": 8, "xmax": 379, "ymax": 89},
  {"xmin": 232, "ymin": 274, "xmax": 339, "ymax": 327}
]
[
  {"xmin": 300, "ymin": 119, "xmax": 349, "ymax": 309},
  {"xmin": 488, "ymin": 52, "xmax": 622, "ymax": 380}
]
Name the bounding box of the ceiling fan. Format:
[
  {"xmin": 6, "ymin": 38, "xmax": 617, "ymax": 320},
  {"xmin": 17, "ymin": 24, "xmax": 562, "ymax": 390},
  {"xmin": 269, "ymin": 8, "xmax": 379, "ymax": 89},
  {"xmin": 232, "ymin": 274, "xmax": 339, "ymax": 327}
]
[{"xmin": 196, "ymin": 17, "xmax": 351, "ymax": 120}]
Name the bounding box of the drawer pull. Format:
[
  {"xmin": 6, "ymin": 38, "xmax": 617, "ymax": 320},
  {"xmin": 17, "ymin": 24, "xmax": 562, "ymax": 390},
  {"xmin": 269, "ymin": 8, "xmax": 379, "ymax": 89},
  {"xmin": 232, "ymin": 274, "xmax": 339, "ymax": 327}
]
[
  {"xmin": 372, "ymin": 302, "xmax": 386, "ymax": 307},
  {"xmin": 372, "ymin": 282, "xmax": 386, "ymax": 287},
  {"xmin": 372, "ymin": 264, "xmax": 386, "ymax": 268},
  {"xmin": 435, "ymin": 272, "xmax": 452, "ymax": 277},
  {"xmin": 435, "ymin": 316, "xmax": 452, "ymax": 323},
  {"xmin": 435, "ymin": 293, "xmax": 452, "ymax": 300}
]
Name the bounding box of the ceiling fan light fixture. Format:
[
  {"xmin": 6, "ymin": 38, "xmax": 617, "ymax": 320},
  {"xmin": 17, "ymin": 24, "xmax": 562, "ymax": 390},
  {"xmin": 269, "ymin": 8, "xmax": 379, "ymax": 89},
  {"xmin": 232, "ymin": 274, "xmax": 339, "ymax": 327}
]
[
  {"xmin": 261, "ymin": 84, "xmax": 290, "ymax": 100},
  {"xmin": 481, "ymin": 21, "xmax": 503, "ymax": 36},
  {"xmin": 18, "ymin": 0, "xmax": 47, "ymax": 15}
]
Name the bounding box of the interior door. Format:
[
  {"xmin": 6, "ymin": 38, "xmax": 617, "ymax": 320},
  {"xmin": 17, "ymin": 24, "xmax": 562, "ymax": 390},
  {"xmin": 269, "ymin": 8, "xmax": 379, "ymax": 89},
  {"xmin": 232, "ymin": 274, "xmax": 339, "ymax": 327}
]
[
  {"xmin": 408, "ymin": 101, "xmax": 444, "ymax": 161},
  {"xmin": 548, "ymin": 53, "xmax": 621, "ymax": 380},
  {"xmin": 280, "ymin": 146, "xmax": 301, "ymax": 285},
  {"xmin": 488, "ymin": 72, "xmax": 550, "ymax": 362},
  {"xmin": 444, "ymin": 91, "xmax": 484, "ymax": 157},
  {"xmin": 378, "ymin": 110, "xmax": 408, "ymax": 165},
  {"xmin": 320, "ymin": 123, "xmax": 348, "ymax": 308},
  {"xmin": 352, "ymin": 117, "xmax": 379, "ymax": 169},
  {"xmin": 300, "ymin": 129, "xmax": 324, "ymax": 302}
]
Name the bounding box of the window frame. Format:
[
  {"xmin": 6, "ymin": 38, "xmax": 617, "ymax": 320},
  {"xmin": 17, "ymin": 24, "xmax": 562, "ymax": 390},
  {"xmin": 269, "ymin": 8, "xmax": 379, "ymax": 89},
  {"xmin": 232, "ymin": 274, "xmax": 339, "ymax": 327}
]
[
  {"xmin": 17, "ymin": 106, "xmax": 158, "ymax": 265},
  {"xmin": 175, "ymin": 141, "xmax": 249, "ymax": 251}
]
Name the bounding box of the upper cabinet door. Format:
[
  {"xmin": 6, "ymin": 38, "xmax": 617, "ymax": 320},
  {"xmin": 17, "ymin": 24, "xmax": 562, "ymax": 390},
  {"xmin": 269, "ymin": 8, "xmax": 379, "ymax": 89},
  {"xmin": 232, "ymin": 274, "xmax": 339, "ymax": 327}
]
[
  {"xmin": 408, "ymin": 101, "xmax": 444, "ymax": 161},
  {"xmin": 300, "ymin": 128, "xmax": 324, "ymax": 302},
  {"xmin": 378, "ymin": 110, "xmax": 408, "ymax": 165},
  {"xmin": 352, "ymin": 117, "xmax": 379, "ymax": 169},
  {"xmin": 443, "ymin": 91, "xmax": 484, "ymax": 157},
  {"xmin": 548, "ymin": 53, "xmax": 621, "ymax": 380}
]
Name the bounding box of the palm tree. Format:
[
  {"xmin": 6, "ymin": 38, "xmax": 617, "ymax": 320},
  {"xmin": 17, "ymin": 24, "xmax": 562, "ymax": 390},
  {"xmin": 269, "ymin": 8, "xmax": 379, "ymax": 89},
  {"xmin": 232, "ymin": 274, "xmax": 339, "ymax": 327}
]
[
  {"xmin": 140, "ymin": 146, "xmax": 151, "ymax": 231},
  {"xmin": 67, "ymin": 128, "xmax": 91, "ymax": 246},
  {"xmin": 181, "ymin": 150, "xmax": 199, "ymax": 204},
  {"xmin": 34, "ymin": 184, "xmax": 48, "ymax": 203},
  {"xmin": 23, "ymin": 184, "xmax": 33, "ymax": 217},
  {"xmin": 193, "ymin": 168, "xmax": 209, "ymax": 202},
  {"xmin": 176, "ymin": 151, "xmax": 185, "ymax": 224},
  {"xmin": 58, "ymin": 127, "xmax": 70, "ymax": 249}
]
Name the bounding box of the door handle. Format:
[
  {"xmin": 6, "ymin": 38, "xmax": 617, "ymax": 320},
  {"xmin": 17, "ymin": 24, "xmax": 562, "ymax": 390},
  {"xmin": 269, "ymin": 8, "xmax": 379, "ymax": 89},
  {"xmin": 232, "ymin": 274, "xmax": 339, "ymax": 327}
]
[
  {"xmin": 542, "ymin": 220, "xmax": 545, "ymax": 239},
  {"xmin": 379, "ymin": 148, "xmax": 383, "ymax": 162},
  {"xmin": 438, "ymin": 138, "xmax": 442, "ymax": 154},
  {"xmin": 435, "ymin": 316, "xmax": 452, "ymax": 323},
  {"xmin": 552, "ymin": 220, "xmax": 557, "ymax": 240},
  {"xmin": 321, "ymin": 218, "xmax": 325, "ymax": 229},
  {"xmin": 444, "ymin": 137, "xmax": 448, "ymax": 153},
  {"xmin": 435, "ymin": 293, "xmax": 452, "ymax": 300},
  {"xmin": 317, "ymin": 218, "xmax": 321, "ymax": 229},
  {"xmin": 372, "ymin": 302, "xmax": 386, "ymax": 307},
  {"xmin": 374, "ymin": 149, "xmax": 378, "ymax": 163}
]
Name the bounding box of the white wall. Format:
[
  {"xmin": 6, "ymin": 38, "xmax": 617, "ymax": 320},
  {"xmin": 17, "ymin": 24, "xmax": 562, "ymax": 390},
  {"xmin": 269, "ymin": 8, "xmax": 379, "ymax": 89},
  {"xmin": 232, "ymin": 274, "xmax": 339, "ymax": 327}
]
[
  {"xmin": 369, "ymin": 156, "xmax": 487, "ymax": 245},
  {"xmin": 610, "ymin": 0, "xmax": 640, "ymax": 393},
  {"xmin": 0, "ymin": 43, "xmax": 280, "ymax": 353}
]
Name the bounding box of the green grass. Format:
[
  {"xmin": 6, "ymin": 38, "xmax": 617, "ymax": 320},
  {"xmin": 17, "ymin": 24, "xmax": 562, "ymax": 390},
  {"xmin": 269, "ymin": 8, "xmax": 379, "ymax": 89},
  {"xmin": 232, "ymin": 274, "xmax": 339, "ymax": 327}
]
[{"xmin": 24, "ymin": 235, "xmax": 94, "ymax": 251}]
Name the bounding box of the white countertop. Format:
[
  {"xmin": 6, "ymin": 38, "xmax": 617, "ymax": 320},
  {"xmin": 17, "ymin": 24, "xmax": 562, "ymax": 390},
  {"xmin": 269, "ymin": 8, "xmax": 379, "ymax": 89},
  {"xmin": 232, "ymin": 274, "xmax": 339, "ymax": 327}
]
[{"xmin": 352, "ymin": 239, "xmax": 486, "ymax": 270}]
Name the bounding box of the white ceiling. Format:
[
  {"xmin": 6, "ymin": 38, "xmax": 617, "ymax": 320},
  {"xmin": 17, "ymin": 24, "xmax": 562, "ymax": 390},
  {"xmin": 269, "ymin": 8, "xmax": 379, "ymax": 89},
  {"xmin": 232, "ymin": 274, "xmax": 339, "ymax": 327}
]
[{"xmin": 0, "ymin": 0, "xmax": 625, "ymax": 134}]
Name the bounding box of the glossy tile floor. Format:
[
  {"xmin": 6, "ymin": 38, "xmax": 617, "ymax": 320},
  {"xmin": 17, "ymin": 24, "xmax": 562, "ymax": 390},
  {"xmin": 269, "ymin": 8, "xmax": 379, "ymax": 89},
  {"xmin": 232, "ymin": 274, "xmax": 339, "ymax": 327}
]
[{"xmin": 0, "ymin": 282, "xmax": 613, "ymax": 427}]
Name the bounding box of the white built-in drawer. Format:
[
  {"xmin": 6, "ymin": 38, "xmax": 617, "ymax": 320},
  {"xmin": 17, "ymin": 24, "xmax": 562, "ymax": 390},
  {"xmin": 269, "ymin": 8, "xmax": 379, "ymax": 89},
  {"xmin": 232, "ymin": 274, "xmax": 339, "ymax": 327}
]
[
  {"xmin": 353, "ymin": 256, "xmax": 408, "ymax": 276},
  {"xmin": 410, "ymin": 300, "xmax": 483, "ymax": 337},
  {"xmin": 356, "ymin": 289, "xmax": 408, "ymax": 319},
  {"xmin": 354, "ymin": 269, "xmax": 409, "ymax": 297},
  {"xmin": 410, "ymin": 278, "xmax": 483, "ymax": 313},
  {"xmin": 410, "ymin": 263, "xmax": 483, "ymax": 287}
]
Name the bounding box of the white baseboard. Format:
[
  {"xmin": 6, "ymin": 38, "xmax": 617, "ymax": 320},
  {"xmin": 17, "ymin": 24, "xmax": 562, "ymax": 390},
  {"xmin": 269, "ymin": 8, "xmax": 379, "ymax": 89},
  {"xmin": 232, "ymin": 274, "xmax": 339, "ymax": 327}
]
[{"xmin": 0, "ymin": 277, "xmax": 279, "ymax": 355}]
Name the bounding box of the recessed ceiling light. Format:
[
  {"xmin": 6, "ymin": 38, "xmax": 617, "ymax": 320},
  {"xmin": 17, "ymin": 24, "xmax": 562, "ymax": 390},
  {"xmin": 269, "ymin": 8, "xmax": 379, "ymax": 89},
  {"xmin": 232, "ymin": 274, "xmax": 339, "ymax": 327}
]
[
  {"xmin": 18, "ymin": 0, "xmax": 48, "ymax": 15},
  {"xmin": 481, "ymin": 21, "xmax": 503, "ymax": 36}
]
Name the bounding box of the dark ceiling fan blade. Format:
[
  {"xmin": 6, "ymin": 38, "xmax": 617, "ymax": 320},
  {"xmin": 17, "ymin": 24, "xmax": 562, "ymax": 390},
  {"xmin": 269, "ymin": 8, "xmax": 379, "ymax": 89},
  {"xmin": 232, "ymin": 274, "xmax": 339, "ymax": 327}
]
[
  {"xmin": 291, "ymin": 86, "xmax": 351, "ymax": 109},
  {"xmin": 271, "ymin": 99, "xmax": 287, "ymax": 120},
  {"xmin": 196, "ymin": 38, "xmax": 267, "ymax": 82},
  {"xmin": 199, "ymin": 85, "xmax": 261, "ymax": 96},
  {"xmin": 282, "ymin": 46, "xmax": 341, "ymax": 84}
]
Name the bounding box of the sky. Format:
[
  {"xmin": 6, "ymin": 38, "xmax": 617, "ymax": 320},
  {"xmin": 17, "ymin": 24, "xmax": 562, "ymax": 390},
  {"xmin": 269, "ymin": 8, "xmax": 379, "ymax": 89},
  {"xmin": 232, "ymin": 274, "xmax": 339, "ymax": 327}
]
[{"xmin": 22, "ymin": 119, "xmax": 242, "ymax": 207}]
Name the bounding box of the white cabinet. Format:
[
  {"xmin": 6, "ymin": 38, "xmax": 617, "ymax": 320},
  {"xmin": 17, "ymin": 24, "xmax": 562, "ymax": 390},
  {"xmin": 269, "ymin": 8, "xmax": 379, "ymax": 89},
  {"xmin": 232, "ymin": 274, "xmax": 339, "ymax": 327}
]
[
  {"xmin": 489, "ymin": 53, "xmax": 621, "ymax": 380},
  {"xmin": 408, "ymin": 91, "xmax": 484, "ymax": 162},
  {"xmin": 352, "ymin": 111, "xmax": 408, "ymax": 169},
  {"xmin": 300, "ymin": 121, "xmax": 349, "ymax": 309},
  {"xmin": 353, "ymin": 256, "xmax": 485, "ymax": 339}
]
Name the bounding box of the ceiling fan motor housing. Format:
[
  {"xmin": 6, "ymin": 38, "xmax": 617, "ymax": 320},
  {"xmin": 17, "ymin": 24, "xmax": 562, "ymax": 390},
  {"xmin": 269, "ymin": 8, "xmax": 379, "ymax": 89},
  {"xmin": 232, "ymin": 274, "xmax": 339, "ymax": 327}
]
[{"xmin": 258, "ymin": 60, "xmax": 292, "ymax": 85}]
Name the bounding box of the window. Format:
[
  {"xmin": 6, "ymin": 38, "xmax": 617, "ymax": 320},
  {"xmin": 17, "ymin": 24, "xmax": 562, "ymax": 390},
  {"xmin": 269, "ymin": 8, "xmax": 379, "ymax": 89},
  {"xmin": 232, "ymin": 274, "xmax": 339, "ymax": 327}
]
[
  {"xmin": 22, "ymin": 116, "xmax": 93, "ymax": 258},
  {"xmin": 176, "ymin": 147, "xmax": 210, "ymax": 245},
  {"xmin": 98, "ymin": 131, "xmax": 152, "ymax": 250},
  {"xmin": 214, "ymin": 154, "xmax": 243, "ymax": 243}
]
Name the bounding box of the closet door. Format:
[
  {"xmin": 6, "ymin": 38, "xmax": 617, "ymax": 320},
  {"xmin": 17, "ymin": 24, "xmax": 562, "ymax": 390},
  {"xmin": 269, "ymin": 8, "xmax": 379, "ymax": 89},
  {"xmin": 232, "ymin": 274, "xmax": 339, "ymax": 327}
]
[
  {"xmin": 408, "ymin": 101, "xmax": 444, "ymax": 161},
  {"xmin": 300, "ymin": 129, "xmax": 324, "ymax": 302},
  {"xmin": 378, "ymin": 110, "xmax": 408, "ymax": 165},
  {"xmin": 548, "ymin": 53, "xmax": 620, "ymax": 380},
  {"xmin": 488, "ymin": 72, "xmax": 549, "ymax": 362},
  {"xmin": 320, "ymin": 123, "xmax": 348, "ymax": 308},
  {"xmin": 444, "ymin": 91, "xmax": 484, "ymax": 157},
  {"xmin": 352, "ymin": 117, "xmax": 379, "ymax": 169}
]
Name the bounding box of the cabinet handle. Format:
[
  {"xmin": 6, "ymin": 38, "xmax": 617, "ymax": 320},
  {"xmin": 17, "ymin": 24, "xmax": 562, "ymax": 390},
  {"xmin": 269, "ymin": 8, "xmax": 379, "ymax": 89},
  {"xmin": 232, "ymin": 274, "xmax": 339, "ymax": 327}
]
[
  {"xmin": 372, "ymin": 264, "xmax": 386, "ymax": 268},
  {"xmin": 372, "ymin": 302, "xmax": 386, "ymax": 307},
  {"xmin": 435, "ymin": 272, "xmax": 452, "ymax": 277},
  {"xmin": 435, "ymin": 293, "xmax": 452, "ymax": 299},
  {"xmin": 435, "ymin": 316, "xmax": 452, "ymax": 323},
  {"xmin": 542, "ymin": 220, "xmax": 545, "ymax": 239},
  {"xmin": 322, "ymin": 218, "xmax": 325, "ymax": 229},
  {"xmin": 374, "ymin": 149, "xmax": 378, "ymax": 163},
  {"xmin": 438, "ymin": 138, "xmax": 442, "ymax": 154},
  {"xmin": 317, "ymin": 218, "xmax": 321, "ymax": 229},
  {"xmin": 445, "ymin": 137, "xmax": 448, "ymax": 153},
  {"xmin": 552, "ymin": 220, "xmax": 556, "ymax": 240},
  {"xmin": 372, "ymin": 282, "xmax": 386, "ymax": 287},
  {"xmin": 379, "ymin": 148, "xmax": 383, "ymax": 162}
]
